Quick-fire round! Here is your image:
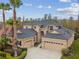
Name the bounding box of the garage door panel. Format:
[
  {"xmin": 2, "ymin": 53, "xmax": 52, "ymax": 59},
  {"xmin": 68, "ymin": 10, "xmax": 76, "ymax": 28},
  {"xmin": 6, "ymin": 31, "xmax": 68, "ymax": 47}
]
[{"xmin": 43, "ymin": 41, "xmax": 64, "ymax": 50}]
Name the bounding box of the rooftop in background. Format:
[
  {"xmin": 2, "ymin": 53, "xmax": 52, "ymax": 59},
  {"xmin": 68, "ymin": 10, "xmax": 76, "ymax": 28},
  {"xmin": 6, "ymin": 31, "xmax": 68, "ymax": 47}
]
[{"xmin": 23, "ymin": 20, "xmax": 62, "ymax": 27}]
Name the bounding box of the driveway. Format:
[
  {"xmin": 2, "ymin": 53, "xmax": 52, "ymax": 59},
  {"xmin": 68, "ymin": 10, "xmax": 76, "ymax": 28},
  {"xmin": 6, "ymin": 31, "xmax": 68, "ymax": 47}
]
[{"xmin": 25, "ymin": 47, "xmax": 62, "ymax": 59}]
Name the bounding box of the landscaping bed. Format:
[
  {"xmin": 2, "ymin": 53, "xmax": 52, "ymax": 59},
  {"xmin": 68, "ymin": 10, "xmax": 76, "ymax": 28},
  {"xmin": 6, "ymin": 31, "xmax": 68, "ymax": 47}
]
[
  {"xmin": 61, "ymin": 40, "xmax": 79, "ymax": 59},
  {"xmin": 0, "ymin": 50, "xmax": 27, "ymax": 59}
]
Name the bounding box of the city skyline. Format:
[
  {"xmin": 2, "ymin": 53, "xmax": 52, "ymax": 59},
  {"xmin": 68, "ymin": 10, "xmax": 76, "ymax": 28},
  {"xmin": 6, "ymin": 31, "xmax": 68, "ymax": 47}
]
[{"xmin": 0, "ymin": 0, "xmax": 79, "ymax": 21}]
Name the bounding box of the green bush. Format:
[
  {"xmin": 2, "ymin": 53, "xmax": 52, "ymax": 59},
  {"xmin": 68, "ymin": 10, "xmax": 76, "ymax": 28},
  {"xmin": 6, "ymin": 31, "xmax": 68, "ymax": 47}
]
[
  {"xmin": 62, "ymin": 48, "xmax": 70, "ymax": 56},
  {"xmin": 17, "ymin": 51, "xmax": 27, "ymax": 59},
  {"xmin": 0, "ymin": 50, "xmax": 27, "ymax": 59}
]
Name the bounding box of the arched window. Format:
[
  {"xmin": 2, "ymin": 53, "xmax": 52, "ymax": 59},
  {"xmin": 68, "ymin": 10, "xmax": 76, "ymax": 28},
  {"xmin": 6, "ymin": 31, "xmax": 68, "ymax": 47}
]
[{"xmin": 40, "ymin": 25, "xmax": 44, "ymax": 28}]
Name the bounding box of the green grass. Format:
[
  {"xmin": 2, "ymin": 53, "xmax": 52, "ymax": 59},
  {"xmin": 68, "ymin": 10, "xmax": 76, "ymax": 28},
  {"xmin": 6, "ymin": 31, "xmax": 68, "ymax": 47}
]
[{"xmin": 61, "ymin": 40, "xmax": 79, "ymax": 59}]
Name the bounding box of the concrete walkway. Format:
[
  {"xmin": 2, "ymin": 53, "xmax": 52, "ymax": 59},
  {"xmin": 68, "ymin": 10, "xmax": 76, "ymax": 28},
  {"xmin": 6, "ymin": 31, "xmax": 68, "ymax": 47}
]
[{"xmin": 25, "ymin": 47, "xmax": 62, "ymax": 59}]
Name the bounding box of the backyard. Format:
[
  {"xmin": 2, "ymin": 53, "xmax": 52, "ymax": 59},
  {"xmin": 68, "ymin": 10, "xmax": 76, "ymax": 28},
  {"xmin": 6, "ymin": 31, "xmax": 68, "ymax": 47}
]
[{"xmin": 61, "ymin": 39, "xmax": 79, "ymax": 59}]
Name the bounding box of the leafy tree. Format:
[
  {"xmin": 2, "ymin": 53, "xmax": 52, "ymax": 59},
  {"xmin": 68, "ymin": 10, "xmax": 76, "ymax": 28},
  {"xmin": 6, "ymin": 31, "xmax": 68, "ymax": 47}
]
[
  {"xmin": 7, "ymin": 18, "xmax": 13, "ymax": 25},
  {"xmin": 7, "ymin": 18, "xmax": 22, "ymax": 28}
]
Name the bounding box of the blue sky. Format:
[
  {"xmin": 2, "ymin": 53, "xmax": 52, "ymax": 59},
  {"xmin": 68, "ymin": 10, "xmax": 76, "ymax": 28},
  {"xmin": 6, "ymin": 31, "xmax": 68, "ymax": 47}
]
[{"xmin": 0, "ymin": 0, "xmax": 79, "ymax": 21}]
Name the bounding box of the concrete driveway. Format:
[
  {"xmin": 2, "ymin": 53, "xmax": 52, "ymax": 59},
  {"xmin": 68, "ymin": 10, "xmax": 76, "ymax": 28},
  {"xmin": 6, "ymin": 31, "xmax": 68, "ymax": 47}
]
[{"xmin": 25, "ymin": 47, "xmax": 62, "ymax": 59}]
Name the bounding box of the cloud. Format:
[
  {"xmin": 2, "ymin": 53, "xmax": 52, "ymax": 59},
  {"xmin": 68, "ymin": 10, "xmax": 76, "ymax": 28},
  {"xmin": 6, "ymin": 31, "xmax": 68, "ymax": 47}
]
[
  {"xmin": 38, "ymin": 5, "xmax": 43, "ymax": 8},
  {"xmin": 60, "ymin": 0, "xmax": 71, "ymax": 2},
  {"xmin": 5, "ymin": 10, "xmax": 12, "ymax": 14},
  {"xmin": 57, "ymin": 3, "xmax": 79, "ymax": 15},
  {"xmin": 47, "ymin": 5, "xmax": 52, "ymax": 9},
  {"xmin": 0, "ymin": 9, "xmax": 12, "ymax": 14},
  {"xmin": 23, "ymin": 3, "xmax": 32, "ymax": 7},
  {"xmin": 38, "ymin": 5, "xmax": 52, "ymax": 9}
]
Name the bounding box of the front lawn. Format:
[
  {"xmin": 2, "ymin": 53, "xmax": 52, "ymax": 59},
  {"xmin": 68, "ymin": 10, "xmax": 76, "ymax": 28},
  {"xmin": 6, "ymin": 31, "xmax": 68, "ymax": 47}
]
[{"xmin": 61, "ymin": 40, "xmax": 79, "ymax": 59}]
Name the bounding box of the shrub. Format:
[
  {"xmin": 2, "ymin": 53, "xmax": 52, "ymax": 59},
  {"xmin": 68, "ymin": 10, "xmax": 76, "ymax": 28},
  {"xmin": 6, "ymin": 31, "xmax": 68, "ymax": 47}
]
[
  {"xmin": 0, "ymin": 50, "xmax": 27, "ymax": 59},
  {"xmin": 62, "ymin": 47, "xmax": 74, "ymax": 56},
  {"xmin": 62, "ymin": 48, "xmax": 70, "ymax": 56},
  {"xmin": 17, "ymin": 51, "xmax": 27, "ymax": 59}
]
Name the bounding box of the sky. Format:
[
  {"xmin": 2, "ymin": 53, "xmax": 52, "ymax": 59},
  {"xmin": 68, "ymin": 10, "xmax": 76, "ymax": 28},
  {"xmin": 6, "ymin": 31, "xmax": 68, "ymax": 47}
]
[{"xmin": 0, "ymin": 0, "xmax": 79, "ymax": 21}]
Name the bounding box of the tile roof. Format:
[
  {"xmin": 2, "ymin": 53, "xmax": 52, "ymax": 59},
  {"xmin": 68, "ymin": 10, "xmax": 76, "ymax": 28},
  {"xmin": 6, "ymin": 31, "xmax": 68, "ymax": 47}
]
[
  {"xmin": 44, "ymin": 27, "xmax": 74, "ymax": 40},
  {"xmin": 17, "ymin": 28, "xmax": 37, "ymax": 39}
]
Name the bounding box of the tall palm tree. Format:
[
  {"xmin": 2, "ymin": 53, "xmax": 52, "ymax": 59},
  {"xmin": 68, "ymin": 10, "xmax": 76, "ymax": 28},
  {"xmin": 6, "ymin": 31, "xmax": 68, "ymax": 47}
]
[
  {"xmin": 0, "ymin": 3, "xmax": 10, "ymax": 38},
  {"xmin": 9, "ymin": 0, "xmax": 22, "ymax": 56}
]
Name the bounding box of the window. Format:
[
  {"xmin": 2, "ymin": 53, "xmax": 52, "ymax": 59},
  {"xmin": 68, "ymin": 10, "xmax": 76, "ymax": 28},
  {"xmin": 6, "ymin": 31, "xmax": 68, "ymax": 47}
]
[
  {"xmin": 58, "ymin": 26, "xmax": 61, "ymax": 29},
  {"xmin": 50, "ymin": 26, "xmax": 53, "ymax": 30},
  {"xmin": 40, "ymin": 25, "xmax": 44, "ymax": 28},
  {"xmin": 44, "ymin": 41, "xmax": 63, "ymax": 45}
]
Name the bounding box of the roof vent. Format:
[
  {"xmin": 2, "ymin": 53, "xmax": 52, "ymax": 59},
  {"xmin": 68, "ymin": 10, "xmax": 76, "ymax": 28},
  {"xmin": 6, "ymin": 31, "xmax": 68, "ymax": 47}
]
[{"xmin": 17, "ymin": 30, "xmax": 22, "ymax": 33}]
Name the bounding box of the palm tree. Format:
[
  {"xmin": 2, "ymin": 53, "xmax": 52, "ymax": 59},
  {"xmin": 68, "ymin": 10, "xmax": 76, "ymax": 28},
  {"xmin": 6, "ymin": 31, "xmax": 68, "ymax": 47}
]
[
  {"xmin": 0, "ymin": 3, "xmax": 11, "ymax": 38},
  {"xmin": 9, "ymin": 0, "xmax": 22, "ymax": 56}
]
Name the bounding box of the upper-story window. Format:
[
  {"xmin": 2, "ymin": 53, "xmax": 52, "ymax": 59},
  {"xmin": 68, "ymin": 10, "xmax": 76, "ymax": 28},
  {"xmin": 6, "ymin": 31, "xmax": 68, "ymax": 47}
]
[
  {"xmin": 40, "ymin": 25, "xmax": 44, "ymax": 28},
  {"xmin": 50, "ymin": 26, "xmax": 53, "ymax": 30},
  {"xmin": 58, "ymin": 26, "xmax": 61, "ymax": 29}
]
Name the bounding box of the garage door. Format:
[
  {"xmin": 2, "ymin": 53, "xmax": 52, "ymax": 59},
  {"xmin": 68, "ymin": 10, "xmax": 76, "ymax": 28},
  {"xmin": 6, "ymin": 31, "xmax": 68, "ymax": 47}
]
[{"xmin": 43, "ymin": 41, "xmax": 64, "ymax": 50}]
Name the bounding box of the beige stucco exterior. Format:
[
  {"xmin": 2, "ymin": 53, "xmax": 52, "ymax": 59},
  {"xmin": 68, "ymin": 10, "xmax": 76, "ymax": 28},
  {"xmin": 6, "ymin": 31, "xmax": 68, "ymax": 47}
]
[
  {"xmin": 67, "ymin": 34, "xmax": 74, "ymax": 47},
  {"xmin": 17, "ymin": 37, "xmax": 34, "ymax": 48},
  {"xmin": 42, "ymin": 35, "xmax": 74, "ymax": 50},
  {"xmin": 17, "ymin": 24, "xmax": 74, "ymax": 50},
  {"xmin": 42, "ymin": 38, "xmax": 67, "ymax": 50}
]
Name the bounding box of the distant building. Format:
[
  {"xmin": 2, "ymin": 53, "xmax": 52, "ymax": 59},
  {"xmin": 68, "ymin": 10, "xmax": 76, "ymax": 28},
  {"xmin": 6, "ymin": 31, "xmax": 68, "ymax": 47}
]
[
  {"xmin": 48, "ymin": 14, "xmax": 52, "ymax": 20},
  {"xmin": 44, "ymin": 14, "xmax": 48, "ymax": 20}
]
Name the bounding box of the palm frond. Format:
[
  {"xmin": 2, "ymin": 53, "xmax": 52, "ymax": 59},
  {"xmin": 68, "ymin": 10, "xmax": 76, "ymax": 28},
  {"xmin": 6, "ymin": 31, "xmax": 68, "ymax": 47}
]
[
  {"xmin": 0, "ymin": 3, "xmax": 4, "ymax": 9},
  {"xmin": 10, "ymin": 0, "xmax": 22, "ymax": 8}
]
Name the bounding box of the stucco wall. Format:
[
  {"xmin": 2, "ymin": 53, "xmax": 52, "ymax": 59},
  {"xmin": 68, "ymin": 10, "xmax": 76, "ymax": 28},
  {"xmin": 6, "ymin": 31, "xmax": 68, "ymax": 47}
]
[
  {"xmin": 18, "ymin": 37, "xmax": 34, "ymax": 48},
  {"xmin": 68, "ymin": 34, "xmax": 74, "ymax": 47}
]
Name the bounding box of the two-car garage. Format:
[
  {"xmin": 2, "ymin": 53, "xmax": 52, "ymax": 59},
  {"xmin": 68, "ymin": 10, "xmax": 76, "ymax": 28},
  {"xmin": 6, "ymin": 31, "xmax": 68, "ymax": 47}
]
[{"xmin": 42, "ymin": 38, "xmax": 67, "ymax": 50}]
